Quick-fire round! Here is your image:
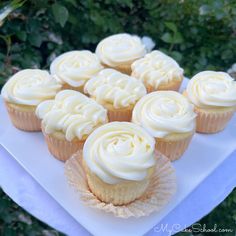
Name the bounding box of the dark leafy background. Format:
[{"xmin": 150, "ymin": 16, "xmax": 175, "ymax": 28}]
[
  {"xmin": 0, "ymin": 0, "xmax": 236, "ymax": 86},
  {"xmin": 0, "ymin": 0, "xmax": 236, "ymax": 235}
]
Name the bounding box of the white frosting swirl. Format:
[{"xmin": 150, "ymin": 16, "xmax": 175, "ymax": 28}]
[
  {"xmin": 131, "ymin": 50, "xmax": 184, "ymax": 89},
  {"xmin": 132, "ymin": 91, "xmax": 196, "ymax": 138},
  {"xmin": 187, "ymin": 71, "xmax": 236, "ymax": 108},
  {"xmin": 83, "ymin": 122, "xmax": 155, "ymax": 184},
  {"xmin": 95, "ymin": 33, "xmax": 146, "ymax": 67},
  {"xmin": 50, "ymin": 50, "xmax": 103, "ymax": 87},
  {"xmin": 84, "ymin": 69, "xmax": 147, "ymax": 109},
  {"xmin": 1, "ymin": 69, "xmax": 61, "ymax": 106},
  {"xmin": 36, "ymin": 90, "xmax": 107, "ymax": 141}
]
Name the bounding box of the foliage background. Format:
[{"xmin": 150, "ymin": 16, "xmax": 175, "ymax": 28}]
[
  {"xmin": 0, "ymin": 0, "xmax": 236, "ymax": 86},
  {"xmin": 0, "ymin": 0, "xmax": 236, "ymax": 235}
]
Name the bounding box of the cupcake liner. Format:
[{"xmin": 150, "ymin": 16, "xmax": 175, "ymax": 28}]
[
  {"xmin": 195, "ymin": 107, "xmax": 235, "ymax": 134},
  {"xmin": 64, "ymin": 150, "xmax": 176, "ymax": 218},
  {"xmin": 146, "ymin": 79, "xmax": 182, "ymax": 93},
  {"xmin": 155, "ymin": 133, "xmax": 194, "ymax": 161},
  {"xmin": 42, "ymin": 128, "xmax": 84, "ymax": 162},
  {"xmin": 108, "ymin": 108, "xmax": 132, "ymax": 122},
  {"xmin": 102, "ymin": 63, "xmax": 131, "ymax": 75},
  {"xmin": 84, "ymin": 161, "xmax": 151, "ymax": 205},
  {"xmin": 61, "ymin": 83, "xmax": 84, "ymax": 93},
  {"xmin": 5, "ymin": 102, "xmax": 41, "ymax": 132}
]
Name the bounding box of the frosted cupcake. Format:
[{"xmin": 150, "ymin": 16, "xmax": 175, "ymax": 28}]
[
  {"xmin": 131, "ymin": 50, "xmax": 184, "ymax": 92},
  {"xmin": 84, "ymin": 68, "xmax": 146, "ymax": 121},
  {"xmin": 132, "ymin": 91, "xmax": 196, "ymax": 161},
  {"xmin": 83, "ymin": 122, "xmax": 156, "ymax": 205},
  {"xmin": 185, "ymin": 71, "xmax": 236, "ymax": 133},
  {"xmin": 36, "ymin": 90, "xmax": 108, "ymax": 161},
  {"xmin": 95, "ymin": 33, "xmax": 146, "ymax": 74},
  {"xmin": 1, "ymin": 69, "xmax": 61, "ymax": 131},
  {"xmin": 50, "ymin": 50, "xmax": 103, "ymax": 93}
]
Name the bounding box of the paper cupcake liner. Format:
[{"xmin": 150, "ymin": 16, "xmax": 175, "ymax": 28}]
[
  {"xmin": 42, "ymin": 128, "xmax": 84, "ymax": 162},
  {"xmin": 5, "ymin": 102, "xmax": 41, "ymax": 132},
  {"xmin": 61, "ymin": 83, "xmax": 84, "ymax": 93},
  {"xmin": 195, "ymin": 107, "xmax": 235, "ymax": 134},
  {"xmin": 108, "ymin": 108, "xmax": 132, "ymax": 122},
  {"xmin": 155, "ymin": 133, "xmax": 193, "ymax": 161},
  {"xmin": 146, "ymin": 79, "xmax": 182, "ymax": 93},
  {"xmin": 64, "ymin": 151, "xmax": 176, "ymax": 218}
]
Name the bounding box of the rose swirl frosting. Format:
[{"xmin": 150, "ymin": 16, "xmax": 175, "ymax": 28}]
[
  {"xmin": 132, "ymin": 91, "xmax": 196, "ymax": 138},
  {"xmin": 83, "ymin": 122, "xmax": 156, "ymax": 184},
  {"xmin": 186, "ymin": 71, "xmax": 236, "ymax": 108},
  {"xmin": 1, "ymin": 69, "xmax": 61, "ymax": 106},
  {"xmin": 95, "ymin": 33, "xmax": 146, "ymax": 67}
]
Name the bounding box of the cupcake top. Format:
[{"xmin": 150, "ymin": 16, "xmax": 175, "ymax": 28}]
[
  {"xmin": 83, "ymin": 122, "xmax": 156, "ymax": 184},
  {"xmin": 84, "ymin": 68, "xmax": 147, "ymax": 109},
  {"xmin": 95, "ymin": 33, "xmax": 146, "ymax": 67},
  {"xmin": 131, "ymin": 50, "xmax": 184, "ymax": 89},
  {"xmin": 132, "ymin": 91, "xmax": 196, "ymax": 138},
  {"xmin": 50, "ymin": 50, "xmax": 103, "ymax": 87},
  {"xmin": 36, "ymin": 90, "xmax": 107, "ymax": 141},
  {"xmin": 1, "ymin": 69, "xmax": 61, "ymax": 106},
  {"xmin": 186, "ymin": 71, "xmax": 236, "ymax": 108}
]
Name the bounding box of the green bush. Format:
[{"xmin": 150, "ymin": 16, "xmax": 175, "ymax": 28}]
[{"xmin": 0, "ymin": 0, "xmax": 236, "ymax": 86}]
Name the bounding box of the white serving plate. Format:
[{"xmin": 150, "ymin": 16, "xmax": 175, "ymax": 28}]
[{"xmin": 0, "ymin": 84, "xmax": 236, "ymax": 236}]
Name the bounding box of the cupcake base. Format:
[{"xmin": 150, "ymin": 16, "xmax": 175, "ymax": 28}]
[
  {"xmin": 61, "ymin": 83, "xmax": 84, "ymax": 93},
  {"xmin": 194, "ymin": 106, "xmax": 235, "ymax": 134},
  {"xmin": 102, "ymin": 63, "xmax": 131, "ymax": 75},
  {"xmin": 108, "ymin": 107, "xmax": 133, "ymax": 122},
  {"xmin": 65, "ymin": 150, "xmax": 176, "ymax": 218},
  {"xmin": 42, "ymin": 127, "xmax": 85, "ymax": 162},
  {"xmin": 155, "ymin": 132, "xmax": 194, "ymax": 161},
  {"xmin": 5, "ymin": 102, "xmax": 41, "ymax": 132},
  {"xmin": 146, "ymin": 78, "xmax": 183, "ymax": 93},
  {"xmin": 83, "ymin": 161, "xmax": 152, "ymax": 205}
]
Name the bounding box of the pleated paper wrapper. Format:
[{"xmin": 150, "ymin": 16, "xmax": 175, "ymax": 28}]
[{"xmin": 64, "ymin": 150, "xmax": 177, "ymax": 218}]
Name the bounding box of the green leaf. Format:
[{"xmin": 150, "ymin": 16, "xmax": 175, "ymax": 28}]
[
  {"xmin": 171, "ymin": 51, "xmax": 182, "ymax": 61},
  {"xmin": 16, "ymin": 31, "xmax": 27, "ymax": 41},
  {"xmin": 28, "ymin": 35, "xmax": 42, "ymax": 47},
  {"xmin": 52, "ymin": 3, "xmax": 69, "ymax": 27},
  {"xmin": 173, "ymin": 31, "xmax": 183, "ymax": 44},
  {"xmin": 164, "ymin": 22, "xmax": 177, "ymax": 32},
  {"xmin": 161, "ymin": 32, "xmax": 173, "ymax": 44},
  {"xmin": 66, "ymin": 0, "xmax": 77, "ymax": 7}
]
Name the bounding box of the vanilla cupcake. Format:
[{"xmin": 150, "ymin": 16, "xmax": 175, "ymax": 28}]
[
  {"xmin": 36, "ymin": 90, "xmax": 108, "ymax": 161},
  {"xmin": 95, "ymin": 33, "xmax": 146, "ymax": 74},
  {"xmin": 83, "ymin": 122, "xmax": 156, "ymax": 205},
  {"xmin": 1, "ymin": 69, "xmax": 61, "ymax": 131},
  {"xmin": 132, "ymin": 91, "xmax": 196, "ymax": 161},
  {"xmin": 131, "ymin": 50, "xmax": 184, "ymax": 92},
  {"xmin": 50, "ymin": 50, "xmax": 103, "ymax": 92},
  {"xmin": 185, "ymin": 71, "xmax": 236, "ymax": 133},
  {"xmin": 84, "ymin": 68, "xmax": 146, "ymax": 121}
]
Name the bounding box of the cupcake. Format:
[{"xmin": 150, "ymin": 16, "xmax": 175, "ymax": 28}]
[
  {"xmin": 50, "ymin": 50, "xmax": 103, "ymax": 93},
  {"xmin": 36, "ymin": 90, "xmax": 108, "ymax": 161},
  {"xmin": 82, "ymin": 122, "xmax": 156, "ymax": 205},
  {"xmin": 131, "ymin": 50, "xmax": 184, "ymax": 93},
  {"xmin": 132, "ymin": 91, "xmax": 196, "ymax": 161},
  {"xmin": 1, "ymin": 69, "xmax": 61, "ymax": 131},
  {"xmin": 95, "ymin": 33, "xmax": 146, "ymax": 74},
  {"xmin": 185, "ymin": 71, "xmax": 236, "ymax": 133},
  {"xmin": 84, "ymin": 68, "xmax": 147, "ymax": 121}
]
